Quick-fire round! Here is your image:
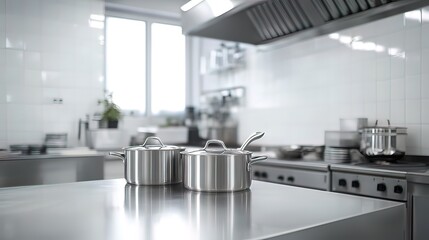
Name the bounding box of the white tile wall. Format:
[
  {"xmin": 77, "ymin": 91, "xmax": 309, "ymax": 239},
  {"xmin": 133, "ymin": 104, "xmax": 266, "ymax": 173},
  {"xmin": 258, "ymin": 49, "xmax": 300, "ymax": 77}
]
[
  {"xmin": 0, "ymin": 0, "xmax": 104, "ymax": 148},
  {"xmin": 197, "ymin": 7, "xmax": 429, "ymax": 155}
]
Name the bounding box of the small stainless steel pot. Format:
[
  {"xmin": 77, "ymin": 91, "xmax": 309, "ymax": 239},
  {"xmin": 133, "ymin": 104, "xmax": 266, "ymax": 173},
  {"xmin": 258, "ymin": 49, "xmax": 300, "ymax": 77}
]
[
  {"xmin": 360, "ymin": 121, "xmax": 407, "ymax": 161},
  {"xmin": 181, "ymin": 132, "xmax": 267, "ymax": 192},
  {"xmin": 110, "ymin": 137, "xmax": 185, "ymax": 185}
]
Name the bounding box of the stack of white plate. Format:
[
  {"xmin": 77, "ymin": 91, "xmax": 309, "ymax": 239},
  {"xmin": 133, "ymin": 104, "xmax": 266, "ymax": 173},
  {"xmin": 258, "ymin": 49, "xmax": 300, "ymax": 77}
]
[{"xmin": 324, "ymin": 147, "xmax": 351, "ymax": 163}]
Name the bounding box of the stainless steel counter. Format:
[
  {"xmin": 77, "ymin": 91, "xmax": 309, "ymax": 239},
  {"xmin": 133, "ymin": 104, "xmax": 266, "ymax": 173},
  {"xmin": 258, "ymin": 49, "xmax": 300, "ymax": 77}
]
[
  {"xmin": 0, "ymin": 154, "xmax": 105, "ymax": 187},
  {"xmin": 0, "ymin": 179, "xmax": 405, "ymax": 240}
]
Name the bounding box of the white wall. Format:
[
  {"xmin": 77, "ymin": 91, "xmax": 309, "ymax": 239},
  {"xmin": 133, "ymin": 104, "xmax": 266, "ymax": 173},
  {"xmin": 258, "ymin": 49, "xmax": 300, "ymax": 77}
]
[
  {"xmin": 0, "ymin": 0, "xmax": 105, "ymax": 148},
  {"xmin": 197, "ymin": 7, "xmax": 429, "ymax": 156}
]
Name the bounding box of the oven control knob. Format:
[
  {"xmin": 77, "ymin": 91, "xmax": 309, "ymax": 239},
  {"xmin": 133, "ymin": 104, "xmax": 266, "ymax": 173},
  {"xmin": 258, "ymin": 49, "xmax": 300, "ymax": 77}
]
[
  {"xmin": 377, "ymin": 183, "xmax": 387, "ymax": 192},
  {"xmin": 261, "ymin": 172, "xmax": 268, "ymax": 178},
  {"xmin": 394, "ymin": 185, "xmax": 403, "ymax": 194},
  {"xmin": 254, "ymin": 171, "xmax": 260, "ymax": 177},
  {"xmin": 339, "ymin": 179, "xmax": 347, "ymax": 187},
  {"xmin": 278, "ymin": 176, "xmax": 284, "ymax": 181},
  {"xmin": 287, "ymin": 176, "xmax": 295, "ymax": 182},
  {"xmin": 351, "ymin": 180, "xmax": 360, "ymax": 188}
]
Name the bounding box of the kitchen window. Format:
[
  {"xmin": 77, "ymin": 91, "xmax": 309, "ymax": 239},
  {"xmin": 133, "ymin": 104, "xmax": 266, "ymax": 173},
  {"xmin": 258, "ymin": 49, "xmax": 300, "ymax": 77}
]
[{"xmin": 105, "ymin": 15, "xmax": 186, "ymax": 115}]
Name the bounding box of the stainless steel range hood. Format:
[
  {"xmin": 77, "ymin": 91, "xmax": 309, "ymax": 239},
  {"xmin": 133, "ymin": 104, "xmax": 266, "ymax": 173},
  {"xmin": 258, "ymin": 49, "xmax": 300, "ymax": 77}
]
[{"xmin": 181, "ymin": 0, "xmax": 429, "ymax": 45}]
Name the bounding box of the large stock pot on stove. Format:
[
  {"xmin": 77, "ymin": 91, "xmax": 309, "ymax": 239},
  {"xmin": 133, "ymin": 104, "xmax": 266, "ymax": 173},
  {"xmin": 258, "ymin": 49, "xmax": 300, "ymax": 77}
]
[{"xmin": 360, "ymin": 120, "xmax": 407, "ymax": 161}]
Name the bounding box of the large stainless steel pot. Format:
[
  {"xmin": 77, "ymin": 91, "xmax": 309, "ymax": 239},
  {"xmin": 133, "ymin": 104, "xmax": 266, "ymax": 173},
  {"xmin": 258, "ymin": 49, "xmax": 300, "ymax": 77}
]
[
  {"xmin": 181, "ymin": 132, "xmax": 267, "ymax": 192},
  {"xmin": 109, "ymin": 137, "xmax": 185, "ymax": 185},
  {"xmin": 360, "ymin": 121, "xmax": 407, "ymax": 161}
]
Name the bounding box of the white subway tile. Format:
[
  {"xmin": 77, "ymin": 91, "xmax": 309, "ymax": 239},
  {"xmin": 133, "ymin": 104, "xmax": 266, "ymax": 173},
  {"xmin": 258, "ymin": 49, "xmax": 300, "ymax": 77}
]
[
  {"xmin": 422, "ymin": 48, "xmax": 429, "ymax": 74},
  {"xmin": 376, "ymin": 57, "xmax": 390, "ymax": 81},
  {"xmin": 390, "ymin": 100, "xmax": 405, "ymax": 125},
  {"xmin": 6, "ymin": 86, "xmax": 43, "ymax": 104},
  {"xmin": 24, "ymin": 70, "xmax": 43, "ymax": 86},
  {"xmin": 0, "ymin": 82, "xmax": 5, "ymax": 103},
  {"xmin": 391, "ymin": 56, "xmax": 405, "ymax": 79},
  {"xmin": 405, "ymin": 27, "xmax": 421, "ymax": 51},
  {"xmin": 5, "ymin": 33, "xmax": 26, "ymax": 50},
  {"xmin": 5, "ymin": 49, "xmax": 24, "ymax": 68},
  {"xmin": 390, "ymin": 78, "xmax": 405, "ymax": 100},
  {"xmin": 4, "ymin": 67, "xmax": 24, "ymax": 85},
  {"xmin": 405, "ymin": 51, "xmax": 421, "ymax": 77},
  {"xmin": 406, "ymin": 100, "xmax": 421, "ymax": 124},
  {"xmin": 422, "ymin": 24, "xmax": 429, "ymax": 49},
  {"xmin": 376, "ymin": 101, "xmax": 390, "ymax": 120},
  {"xmin": 422, "ymin": 125, "xmax": 429, "ymax": 149},
  {"xmin": 377, "ymin": 80, "xmax": 390, "ymax": 101},
  {"xmin": 423, "ymin": 7, "xmax": 429, "ymax": 26},
  {"xmin": 0, "ymin": 49, "xmax": 5, "ymax": 66},
  {"xmin": 24, "ymin": 51, "xmax": 41, "ymax": 70},
  {"xmin": 404, "ymin": 10, "xmax": 422, "ymax": 29},
  {"xmin": 423, "ymin": 75, "xmax": 429, "ymax": 99},
  {"xmin": 405, "ymin": 75, "xmax": 421, "ymax": 99},
  {"xmin": 0, "ymin": 103, "xmax": 6, "ymax": 130},
  {"xmin": 422, "ymin": 100, "xmax": 429, "ymax": 124},
  {"xmin": 406, "ymin": 124, "xmax": 421, "ymax": 149},
  {"xmin": 388, "ymin": 31, "xmax": 405, "ymax": 50}
]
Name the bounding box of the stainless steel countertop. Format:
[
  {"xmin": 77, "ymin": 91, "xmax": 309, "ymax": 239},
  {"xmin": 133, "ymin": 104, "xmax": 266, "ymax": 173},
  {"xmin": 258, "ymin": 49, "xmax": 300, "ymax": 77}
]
[
  {"xmin": 0, "ymin": 152, "xmax": 105, "ymax": 161},
  {"xmin": 0, "ymin": 179, "xmax": 403, "ymax": 240},
  {"xmin": 254, "ymin": 158, "xmax": 330, "ymax": 171}
]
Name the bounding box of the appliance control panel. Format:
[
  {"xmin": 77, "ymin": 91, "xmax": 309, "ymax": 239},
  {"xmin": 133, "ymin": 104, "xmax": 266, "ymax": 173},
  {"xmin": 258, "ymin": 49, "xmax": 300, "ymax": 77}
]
[
  {"xmin": 332, "ymin": 171, "xmax": 407, "ymax": 201},
  {"xmin": 252, "ymin": 165, "xmax": 330, "ymax": 191}
]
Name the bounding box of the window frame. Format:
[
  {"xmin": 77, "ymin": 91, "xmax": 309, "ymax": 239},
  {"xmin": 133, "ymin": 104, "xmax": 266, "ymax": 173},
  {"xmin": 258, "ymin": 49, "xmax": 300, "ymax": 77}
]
[{"xmin": 104, "ymin": 9, "xmax": 188, "ymax": 117}]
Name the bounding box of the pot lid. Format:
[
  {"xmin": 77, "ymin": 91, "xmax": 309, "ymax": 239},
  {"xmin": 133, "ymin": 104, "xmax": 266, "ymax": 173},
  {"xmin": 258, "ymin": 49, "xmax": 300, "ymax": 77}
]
[
  {"xmin": 183, "ymin": 140, "xmax": 251, "ymax": 156},
  {"xmin": 123, "ymin": 137, "xmax": 183, "ymax": 151},
  {"xmin": 361, "ymin": 127, "xmax": 407, "ymax": 135},
  {"xmin": 360, "ymin": 120, "xmax": 407, "ymax": 135}
]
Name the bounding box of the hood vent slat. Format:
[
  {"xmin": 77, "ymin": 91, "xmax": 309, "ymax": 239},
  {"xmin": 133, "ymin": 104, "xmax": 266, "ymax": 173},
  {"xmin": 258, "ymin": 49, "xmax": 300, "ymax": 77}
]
[{"xmin": 182, "ymin": 0, "xmax": 429, "ymax": 45}]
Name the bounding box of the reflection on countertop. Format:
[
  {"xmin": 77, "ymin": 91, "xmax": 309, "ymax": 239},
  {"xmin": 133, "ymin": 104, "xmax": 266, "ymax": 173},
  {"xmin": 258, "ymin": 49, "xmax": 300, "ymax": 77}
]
[{"xmin": 0, "ymin": 179, "xmax": 405, "ymax": 240}]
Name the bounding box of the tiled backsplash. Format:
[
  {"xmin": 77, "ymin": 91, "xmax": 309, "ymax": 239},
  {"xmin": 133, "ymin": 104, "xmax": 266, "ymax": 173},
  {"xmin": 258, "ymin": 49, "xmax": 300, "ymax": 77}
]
[
  {"xmin": 198, "ymin": 7, "xmax": 429, "ymax": 155},
  {"xmin": 0, "ymin": 0, "xmax": 105, "ymax": 148}
]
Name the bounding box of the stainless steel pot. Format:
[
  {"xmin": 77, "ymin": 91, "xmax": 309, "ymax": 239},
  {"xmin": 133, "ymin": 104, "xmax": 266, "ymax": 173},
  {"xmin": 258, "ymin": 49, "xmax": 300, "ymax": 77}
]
[
  {"xmin": 181, "ymin": 132, "xmax": 267, "ymax": 192},
  {"xmin": 109, "ymin": 137, "xmax": 185, "ymax": 185},
  {"xmin": 360, "ymin": 121, "xmax": 407, "ymax": 161}
]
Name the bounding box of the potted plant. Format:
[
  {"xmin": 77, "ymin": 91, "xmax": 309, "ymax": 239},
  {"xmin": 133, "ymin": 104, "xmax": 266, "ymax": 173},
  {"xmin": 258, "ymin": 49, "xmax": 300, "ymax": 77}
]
[{"xmin": 98, "ymin": 93, "xmax": 121, "ymax": 129}]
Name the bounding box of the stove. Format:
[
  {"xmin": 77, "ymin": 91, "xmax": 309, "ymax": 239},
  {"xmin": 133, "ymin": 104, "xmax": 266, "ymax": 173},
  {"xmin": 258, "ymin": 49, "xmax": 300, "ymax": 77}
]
[
  {"xmin": 252, "ymin": 159, "xmax": 331, "ymax": 191},
  {"xmin": 252, "ymin": 155, "xmax": 429, "ymax": 240},
  {"xmin": 330, "ymin": 159, "xmax": 429, "ymax": 240}
]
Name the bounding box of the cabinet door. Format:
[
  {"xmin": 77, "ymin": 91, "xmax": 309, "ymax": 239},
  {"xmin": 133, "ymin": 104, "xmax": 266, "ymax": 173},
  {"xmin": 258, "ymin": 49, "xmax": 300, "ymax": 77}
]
[{"xmin": 413, "ymin": 195, "xmax": 429, "ymax": 240}]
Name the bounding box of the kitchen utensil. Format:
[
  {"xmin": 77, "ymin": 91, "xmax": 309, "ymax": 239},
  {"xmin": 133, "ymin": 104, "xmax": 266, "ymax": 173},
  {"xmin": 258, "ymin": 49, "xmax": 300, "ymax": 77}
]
[
  {"xmin": 276, "ymin": 145, "xmax": 303, "ymax": 159},
  {"xmin": 44, "ymin": 133, "xmax": 68, "ymax": 148},
  {"xmin": 109, "ymin": 137, "xmax": 185, "ymax": 185},
  {"xmin": 359, "ymin": 120, "xmax": 407, "ymax": 161},
  {"xmin": 325, "ymin": 131, "xmax": 360, "ymax": 148},
  {"xmin": 181, "ymin": 132, "xmax": 267, "ymax": 192},
  {"xmin": 239, "ymin": 131, "xmax": 265, "ymax": 151}
]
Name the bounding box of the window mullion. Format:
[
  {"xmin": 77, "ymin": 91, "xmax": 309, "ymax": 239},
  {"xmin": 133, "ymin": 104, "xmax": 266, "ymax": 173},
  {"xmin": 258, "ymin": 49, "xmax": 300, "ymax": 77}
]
[{"xmin": 146, "ymin": 21, "xmax": 152, "ymax": 116}]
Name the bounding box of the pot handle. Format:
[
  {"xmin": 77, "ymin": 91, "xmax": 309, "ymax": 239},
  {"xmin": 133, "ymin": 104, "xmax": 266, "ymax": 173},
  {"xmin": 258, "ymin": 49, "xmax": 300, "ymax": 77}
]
[
  {"xmin": 141, "ymin": 137, "xmax": 165, "ymax": 147},
  {"xmin": 247, "ymin": 156, "xmax": 267, "ymax": 171},
  {"xmin": 109, "ymin": 152, "xmax": 125, "ymax": 163},
  {"xmin": 203, "ymin": 140, "xmax": 227, "ymax": 153}
]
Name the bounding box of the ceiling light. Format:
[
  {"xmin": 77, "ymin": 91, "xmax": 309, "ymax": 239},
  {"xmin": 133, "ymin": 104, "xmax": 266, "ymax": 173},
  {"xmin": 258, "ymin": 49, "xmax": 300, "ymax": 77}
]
[{"xmin": 181, "ymin": 0, "xmax": 204, "ymax": 12}]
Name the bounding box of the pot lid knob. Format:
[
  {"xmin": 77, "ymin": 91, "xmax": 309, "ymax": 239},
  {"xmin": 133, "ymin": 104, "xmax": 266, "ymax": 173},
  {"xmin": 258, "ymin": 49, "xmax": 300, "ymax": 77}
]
[
  {"xmin": 141, "ymin": 136, "xmax": 165, "ymax": 149},
  {"xmin": 203, "ymin": 140, "xmax": 227, "ymax": 153}
]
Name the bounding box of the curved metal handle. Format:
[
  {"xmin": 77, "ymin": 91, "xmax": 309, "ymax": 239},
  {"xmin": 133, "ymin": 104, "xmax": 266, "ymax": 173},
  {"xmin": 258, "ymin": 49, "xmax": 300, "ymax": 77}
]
[
  {"xmin": 247, "ymin": 156, "xmax": 267, "ymax": 171},
  {"xmin": 203, "ymin": 140, "xmax": 227, "ymax": 153},
  {"xmin": 375, "ymin": 120, "xmax": 391, "ymax": 127},
  {"xmin": 141, "ymin": 137, "xmax": 165, "ymax": 147},
  {"xmin": 109, "ymin": 152, "xmax": 125, "ymax": 163},
  {"xmin": 240, "ymin": 132, "xmax": 265, "ymax": 151}
]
